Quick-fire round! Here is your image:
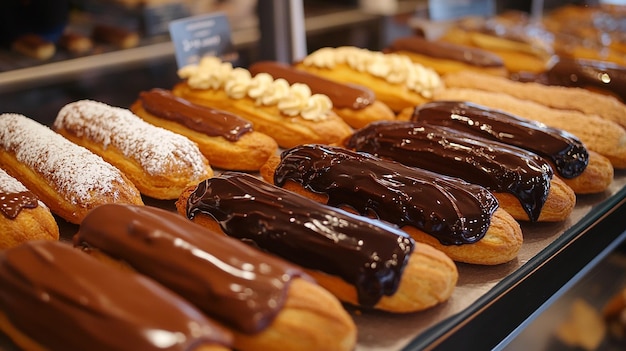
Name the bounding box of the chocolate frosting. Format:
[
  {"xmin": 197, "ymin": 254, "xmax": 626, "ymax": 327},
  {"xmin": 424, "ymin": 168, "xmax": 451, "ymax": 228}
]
[
  {"xmin": 0, "ymin": 190, "xmax": 38, "ymax": 219},
  {"xmin": 0, "ymin": 240, "xmax": 232, "ymax": 351},
  {"xmin": 185, "ymin": 172, "xmax": 414, "ymax": 307},
  {"xmin": 74, "ymin": 204, "xmax": 304, "ymax": 334},
  {"xmin": 139, "ymin": 88, "xmax": 252, "ymax": 141},
  {"xmin": 545, "ymin": 57, "xmax": 626, "ymax": 102},
  {"xmin": 347, "ymin": 121, "xmax": 552, "ymax": 222},
  {"xmin": 248, "ymin": 61, "xmax": 375, "ymax": 110},
  {"xmin": 274, "ymin": 144, "xmax": 499, "ymax": 246},
  {"xmin": 411, "ymin": 101, "xmax": 589, "ymax": 179},
  {"xmin": 386, "ymin": 36, "xmax": 504, "ymax": 68}
]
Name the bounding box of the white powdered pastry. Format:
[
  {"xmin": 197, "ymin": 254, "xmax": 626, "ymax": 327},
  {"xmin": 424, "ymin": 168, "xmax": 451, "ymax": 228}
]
[
  {"xmin": 302, "ymin": 46, "xmax": 442, "ymax": 98},
  {"xmin": 0, "ymin": 113, "xmax": 135, "ymax": 204},
  {"xmin": 55, "ymin": 100, "xmax": 208, "ymax": 178},
  {"xmin": 0, "ymin": 168, "xmax": 46, "ymax": 208},
  {"xmin": 178, "ymin": 56, "xmax": 332, "ymax": 121}
]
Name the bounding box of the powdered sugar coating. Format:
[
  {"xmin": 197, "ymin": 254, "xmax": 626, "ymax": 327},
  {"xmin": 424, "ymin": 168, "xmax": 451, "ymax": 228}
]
[
  {"xmin": 54, "ymin": 100, "xmax": 208, "ymax": 178},
  {"xmin": 0, "ymin": 168, "xmax": 46, "ymax": 208},
  {"xmin": 0, "ymin": 113, "xmax": 135, "ymax": 204}
]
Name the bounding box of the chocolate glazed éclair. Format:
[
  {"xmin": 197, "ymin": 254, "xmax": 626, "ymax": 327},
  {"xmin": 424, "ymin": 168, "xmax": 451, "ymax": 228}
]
[
  {"xmin": 185, "ymin": 172, "xmax": 414, "ymax": 307},
  {"xmin": 346, "ymin": 120, "xmax": 553, "ymax": 222},
  {"xmin": 0, "ymin": 240, "xmax": 232, "ymax": 351},
  {"xmin": 545, "ymin": 57, "xmax": 626, "ymax": 103},
  {"xmin": 411, "ymin": 100, "xmax": 589, "ymax": 179},
  {"xmin": 74, "ymin": 204, "xmax": 306, "ymax": 334},
  {"xmin": 139, "ymin": 88, "xmax": 253, "ymax": 141},
  {"xmin": 273, "ymin": 144, "xmax": 499, "ymax": 246}
]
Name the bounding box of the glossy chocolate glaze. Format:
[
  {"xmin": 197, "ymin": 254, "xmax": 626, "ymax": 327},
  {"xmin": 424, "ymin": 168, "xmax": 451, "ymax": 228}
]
[
  {"xmin": 274, "ymin": 144, "xmax": 499, "ymax": 246},
  {"xmin": 386, "ymin": 36, "xmax": 504, "ymax": 68},
  {"xmin": 0, "ymin": 240, "xmax": 232, "ymax": 351},
  {"xmin": 347, "ymin": 121, "xmax": 553, "ymax": 222},
  {"xmin": 0, "ymin": 190, "xmax": 38, "ymax": 219},
  {"xmin": 185, "ymin": 172, "xmax": 414, "ymax": 307},
  {"xmin": 139, "ymin": 88, "xmax": 252, "ymax": 141},
  {"xmin": 248, "ymin": 61, "xmax": 375, "ymax": 110},
  {"xmin": 545, "ymin": 57, "xmax": 626, "ymax": 102},
  {"xmin": 74, "ymin": 204, "xmax": 304, "ymax": 334},
  {"xmin": 411, "ymin": 101, "xmax": 589, "ymax": 179}
]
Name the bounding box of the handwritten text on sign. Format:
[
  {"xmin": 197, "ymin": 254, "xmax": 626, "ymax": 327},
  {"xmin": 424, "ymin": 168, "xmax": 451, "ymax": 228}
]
[{"xmin": 169, "ymin": 12, "xmax": 235, "ymax": 68}]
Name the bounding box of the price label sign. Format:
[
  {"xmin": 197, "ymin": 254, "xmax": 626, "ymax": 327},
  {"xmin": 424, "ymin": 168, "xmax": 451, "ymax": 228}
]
[
  {"xmin": 169, "ymin": 12, "xmax": 236, "ymax": 68},
  {"xmin": 428, "ymin": 0, "xmax": 495, "ymax": 21}
]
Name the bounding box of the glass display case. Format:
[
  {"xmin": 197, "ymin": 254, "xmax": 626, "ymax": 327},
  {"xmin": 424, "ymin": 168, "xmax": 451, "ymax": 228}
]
[{"xmin": 1, "ymin": 1, "xmax": 625, "ymax": 350}]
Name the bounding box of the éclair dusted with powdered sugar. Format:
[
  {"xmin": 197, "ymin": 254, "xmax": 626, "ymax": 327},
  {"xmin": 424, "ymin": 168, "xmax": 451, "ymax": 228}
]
[
  {"xmin": 54, "ymin": 100, "xmax": 213, "ymax": 200},
  {"xmin": 0, "ymin": 113, "xmax": 143, "ymax": 224}
]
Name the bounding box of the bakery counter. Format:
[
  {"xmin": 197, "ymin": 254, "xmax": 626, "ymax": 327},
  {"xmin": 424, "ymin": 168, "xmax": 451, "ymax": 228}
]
[
  {"xmin": 0, "ymin": 163, "xmax": 623, "ymax": 351},
  {"xmin": 2, "ymin": 66, "xmax": 626, "ymax": 350},
  {"xmin": 2, "ymin": 65, "xmax": 626, "ymax": 351},
  {"xmin": 2, "ymin": 3, "xmax": 626, "ymax": 350}
]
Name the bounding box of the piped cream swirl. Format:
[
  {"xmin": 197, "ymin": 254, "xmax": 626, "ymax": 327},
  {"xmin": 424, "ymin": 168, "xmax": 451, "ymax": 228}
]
[
  {"xmin": 178, "ymin": 57, "xmax": 332, "ymax": 121},
  {"xmin": 302, "ymin": 46, "xmax": 442, "ymax": 99}
]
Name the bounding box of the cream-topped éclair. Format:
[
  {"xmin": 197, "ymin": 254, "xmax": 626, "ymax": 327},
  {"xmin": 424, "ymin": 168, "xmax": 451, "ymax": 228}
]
[
  {"xmin": 54, "ymin": 100, "xmax": 213, "ymax": 200},
  {"xmin": 0, "ymin": 168, "xmax": 59, "ymax": 248},
  {"xmin": 0, "ymin": 113, "xmax": 143, "ymax": 224},
  {"xmin": 296, "ymin": 46, "xmax": 443, "ymax": 112},
  {"xmin": 249, "ymin": 61, "xmax": 396, "ymax": 129},
  {"xmin": 179, "ymin": 56, "xmax": 333, "ymax": 121},
  {"xmin": 174, "ymin": 56, "xmax": 353, "ymax": 148}
]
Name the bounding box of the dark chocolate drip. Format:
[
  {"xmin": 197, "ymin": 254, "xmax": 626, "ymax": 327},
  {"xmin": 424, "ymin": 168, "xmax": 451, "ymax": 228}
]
[
  {"xmin": 74, "ymin": 204, "xmax": 303, "ymax": 334},
  {"xmin": 274, "ymin": 144, "xmax": 499, "ymax": 246},
  {"xmin": 411, "ymin": 101, "xmax": 589, "ymax": 179},
  {"xmin": 346, "ymin": 121, "xmax": 552, "ymax": 222},
  {"xmin": 0, "ymin": 190, "xmax": 38, "ymax": 219},
  {"xmin": 0, "ymin": 241, "xmax": 232, "ymax": 351},
  {"xmin": 545, "ymin": 57, "xmax": 626, "ymax": 102},
  {"xmin": 185, "ymin": 172, "xmax": 414, "ymax": 307},
  {"xmin": 139, "ymin": 88, "xmax": 252, "ymax": 141},
  {"xmin": 249, "ymin": 61, "xmax": 375, "ymax": 110},
  {"xmin": 386, "ymin": 36, "xmax": 504, "ymax": 68}
]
